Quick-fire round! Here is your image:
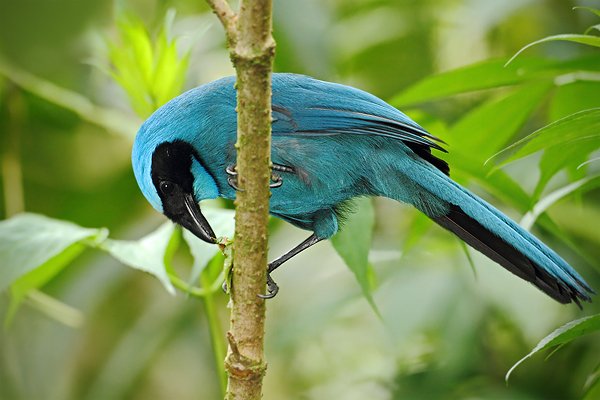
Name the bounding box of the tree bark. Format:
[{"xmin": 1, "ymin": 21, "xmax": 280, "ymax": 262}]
[{"xmin": 204, "ymin": 1, "xmax": 275, "ymax": 399}]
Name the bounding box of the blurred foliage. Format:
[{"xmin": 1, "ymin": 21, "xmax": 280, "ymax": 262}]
[
  {"xmin": 0, "ymin": 1, "xmax": 600, "ymax": 400},
  {"xmin": 106, "ymin": 10, "xmax": 191, "ymax": 118}
]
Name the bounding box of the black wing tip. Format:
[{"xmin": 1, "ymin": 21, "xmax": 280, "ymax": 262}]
[
  {"xmin": 547, "ymin": 281, "xmax": 593, "ymax": 307},
  {"xmin": 432, "ymin": 204, "xmax": 593, "ymax": 307}
]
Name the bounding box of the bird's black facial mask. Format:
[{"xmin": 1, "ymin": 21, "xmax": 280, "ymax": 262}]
[{"xmin": 151, "ymin": 141, "xmax": 217, "ymax": 244}]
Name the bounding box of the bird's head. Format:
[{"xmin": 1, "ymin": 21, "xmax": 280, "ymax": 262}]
[{"xmin": 131, "ymin": 86, "xmax": 226, "ymax": 244}]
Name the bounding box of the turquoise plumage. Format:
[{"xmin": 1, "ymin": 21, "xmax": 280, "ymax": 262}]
[{"xmin": 132, "ymin": 73, "xmax": 593, "ymax": 303}]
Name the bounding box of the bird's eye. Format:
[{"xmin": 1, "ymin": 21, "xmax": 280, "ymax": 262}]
[{"xmin": 160, "ymin": 181, "xmax": 175, "ymax": 195}]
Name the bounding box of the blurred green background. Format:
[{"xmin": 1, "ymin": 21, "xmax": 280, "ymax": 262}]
[{"xmin": 1, "ymin": 0, "xmax": 599, "ymax": 399}]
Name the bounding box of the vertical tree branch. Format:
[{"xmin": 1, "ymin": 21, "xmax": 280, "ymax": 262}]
[{"xmin": 205, "ymin": 1, "xmax": 275, "ymax": 399}]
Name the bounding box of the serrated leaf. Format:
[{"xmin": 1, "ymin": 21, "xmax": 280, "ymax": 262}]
[
  {"xmin": 506, "ymin": 314, "xmax": 600, "ymax": 381},
  {"xmin": 183, "ymin": 208, "xmax": 235, "ymax": 284},
  {"xmin": 507, "ymin": 34, "xmax": 600, "ymax": 66},
  {"xmin": 100, "ymin": 222, "xmax": 176, "ymax": 294},
  {"xmin": 331, "ymin": 197, "xmax": 379, "ymax": 315},
  {"xmin": 0, "ymin": 213, "xmax": 106, "ymax": 292},
  {"xmin": 492, "ymin": 108, "xmax": 600, "ymax": 166},
  {"xmin": 450, "ymin": 81, "xmax": 553, "ymax": 159}
]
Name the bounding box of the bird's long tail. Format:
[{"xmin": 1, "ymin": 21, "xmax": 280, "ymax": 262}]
[{"xmin": 394, "ymin": 165, "xmax": 594, "ymax": 305}]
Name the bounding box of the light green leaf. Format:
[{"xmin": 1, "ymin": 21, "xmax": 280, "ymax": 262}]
[
  {"xmin": 521, "ymin": 176, "xmax": 600, "ymax": 230},
  {"xmin": 390, "ymin": 59, "xmax": 527, "ymax": 107},
  {"xmin": 450, "ymin": 81, "xmax": 553, "ymax": 159},
  {"xmin": 183, "ymin": 208, "xmax": 235, "ymax": 284},
  {"xmin": 584, "ymin": 363, "xmax": 600, "ymax": 399},
  {"xmin": 106, "ymin": 11, "xmax": 192, "ymax": 118},
  {"xmin": 390, "ymin": 56, "xmax": 600, "ymax": 108},
  {"xmin": 331, "ymin": 197, "xmax": 379, "ymax": 315},
  {"xmin": 445, "ymin": 151, "xmax": 532, "ymax": 212},
  {"xmin": 0, "ymin": 213, "xmax": 106, "ymax": 292},
  {"xmin": 584, "ymin": 24, "xmax": 600, "ymax": 35},
  {"xmin": 21, "ymin": 290, "xmax": 84, "ymax": 328},
  {"xmin": 506, "ymin": 34, "xmax": 600, "ymax": 66},
  {"xmin": 491, "ymin": 108, "xmax": 600, "ymax": 166},
  {"xmin": 0, "ymin": 60, "xmax": 139, "ymax": 137},
  {"xmin": 506, "ymin": 314, "xmax": 600, "ymax": 381},
  {"xmin": 100, "ymin": 222, "xmax": 176, "ymax": 294},
  {"xmin": 402, "ymin": 212, "xmax": 433, "ymax": 254},
  {"xmin": 118, "ymin": 16, "xmax": 154, "ymax": 86},
  {"xmin": 534, "ymin": 144, "xmax": 592, "ymax": 200},
  {"xmin": 573, "ymin": 6, "xmax": 600, "ymax": 18}
]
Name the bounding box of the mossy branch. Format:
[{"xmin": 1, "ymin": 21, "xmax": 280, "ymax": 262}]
[{"xmin": 204, "ymin": 1, "xmax": 275, "ymax": 399}]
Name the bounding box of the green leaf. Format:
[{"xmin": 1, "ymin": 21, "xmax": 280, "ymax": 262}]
[
  {"xmin": 100, "ymin": 222, "xmax": 176, "ymax": 294},
  {"xmin": 106, "ymin": 11, "xmax": 192, "ymax": 118},
  {"xmin": 390, "ymin": 56, "xmax": 600, "ymax": 108},
  {"xmin": 450, "ymin": 81, "xmax": 553, "ymax": 159},
  {"xmin": 506, "ymin": 314, "xmax": 600, "ymax": 381},
  {"xmin": 331, "ymin": 197, "xmax": 379, "ymax": 315},
  {"xmin": 183, "ymin": 208, "xmax": 235, "ymax": 284},
  {"xmin": 584, "ymin": 24, "xmax": 600, "ymax": 35},
  {"xmin": 534, "ymin": 144, "xmax": 592, "ymax": 200},
  {"xmin": 573, "ymin": 6, "xmax": 600, "ymax": 18},
  {"xmin": 0, "ymin": 213, "xmax": 106, "ymax": 292},
  {"xmin": 389, "ymin": 59, "xmax": 527, "ymax": 107},
  {"xmin": 402, "ymin": 211, "xmax": 433, "ymax": 254},
  {"xmin": 491, "ymin": 108, "xmax": 600, "ymax": 167},
  {"xmin": 506, "ymin": 34, "xmax": 600, "ymax": 66},
  {"xmin": 584, "ymin": 363, "xmax": 600, "ymax": 399},
  {"xmin": 445, "ymin": 151, "xmax": 532, "ymax": 212},
  {"xmin": 521, "ymin": 176, "xmax": 600, "ymax": 230}
]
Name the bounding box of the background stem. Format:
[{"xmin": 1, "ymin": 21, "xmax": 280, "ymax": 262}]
[{"xmin": 201, "ymin": 271, "xmax": 227, "ymax": 397}]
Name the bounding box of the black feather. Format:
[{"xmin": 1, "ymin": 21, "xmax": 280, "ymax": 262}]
[{"xmin": 433, "ymin": 204, "xmax": 587, "ymax": 305}]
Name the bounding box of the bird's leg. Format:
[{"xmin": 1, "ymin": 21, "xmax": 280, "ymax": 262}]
[
  {"xmin": 225, "ymin": 163, "xmax": 294, "ymax": 191},
  {"xmin": 258, "ymin": 233, "xmax": 323, "ymax": 299}
]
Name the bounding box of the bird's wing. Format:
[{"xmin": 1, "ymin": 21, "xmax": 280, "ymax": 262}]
[
  {"xmin": 270, "ymin": 74, "xmax": 448, "ymax": 174},
  {"xmin": 272, "ymin": 105, "xmax": 446, "ymax": 152}
]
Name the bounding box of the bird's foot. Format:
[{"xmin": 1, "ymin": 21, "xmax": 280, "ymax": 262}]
[
  {"xmin": 225, "ymin": 164, "xmax": 243, "ymax": 191},
  {"xmin": 221, "ymin": 269, "xmax": 280, "ymax": 299},
  {"xmin": 258, "ymin": 273, "xmax": 280, "ymax": 299},
  {"xmin": 226, "ymin": 163, "xmax": 290, "ymax": 191}
]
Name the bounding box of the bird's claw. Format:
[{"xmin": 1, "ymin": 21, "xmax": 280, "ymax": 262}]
[
  {"xmin": 258, "ymin": 273, "xmax": 280, "ymax": 299},
  {"xmin": 226, "ymin": 164, "xmax": 243, "ymax": 191},
  {"xmin": 270, "ymin": 174, "xmax": 283, "ymax": 188},
  {"xmin": 223, "ymin": 270, "xmax": 280, "ymax": 299},
  {"xmin": 226, "ymin": 164, "xmax": 287, "ymax": 191},
  {"xmin": 221, "ymin": 280, "xmax": 228, "ymax": 294}
]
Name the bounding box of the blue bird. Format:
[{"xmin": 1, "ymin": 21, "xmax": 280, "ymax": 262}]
[{"xmin": 132, "ymin": 73, "xmax": 593, "ymax": 303}]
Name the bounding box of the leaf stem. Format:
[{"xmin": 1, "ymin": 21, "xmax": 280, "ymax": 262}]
[{"xmin": 201, "ymin": 271, "xmax": 227, "ymax": 397}]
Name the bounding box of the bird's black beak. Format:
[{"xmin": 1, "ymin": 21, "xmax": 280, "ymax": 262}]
[{"xmin": 180, "ymin": 193, "xmax": 217, "ymax": 244}]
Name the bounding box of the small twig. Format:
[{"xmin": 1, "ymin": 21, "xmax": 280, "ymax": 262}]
[{"xmin": 205, "ymin": 0, "xmax": 237, "ymax": 41}]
